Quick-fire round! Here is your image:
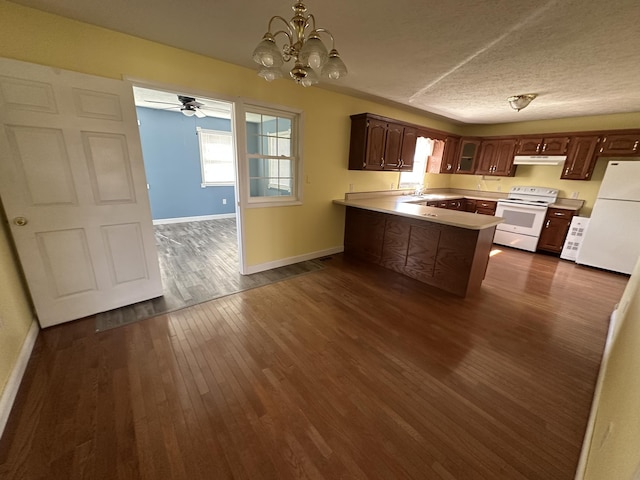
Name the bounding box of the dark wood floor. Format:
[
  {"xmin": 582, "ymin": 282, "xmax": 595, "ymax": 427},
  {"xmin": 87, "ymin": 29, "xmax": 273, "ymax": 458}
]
[
  {"xmin": 95, "ymin": 219, "xmax": 324, "ymax": 331},
  {"xmin": 0, "ymin": 247, "xmax": 629, "ymax": 479}
]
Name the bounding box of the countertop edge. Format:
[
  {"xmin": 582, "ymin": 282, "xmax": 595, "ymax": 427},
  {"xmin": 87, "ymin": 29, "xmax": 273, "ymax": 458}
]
[{"xmin": 334, "ymin": 199, "xmax": 503, "ymax": 230}]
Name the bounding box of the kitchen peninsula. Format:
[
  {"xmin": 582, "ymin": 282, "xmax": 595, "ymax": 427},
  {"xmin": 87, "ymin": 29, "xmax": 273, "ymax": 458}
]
[{"xmin": 334, "ymin": 192, "xmax": 503, "ymax": 297}]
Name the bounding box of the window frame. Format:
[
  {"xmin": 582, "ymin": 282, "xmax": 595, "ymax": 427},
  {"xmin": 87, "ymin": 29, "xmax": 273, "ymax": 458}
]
[
  {"xmin": 241, "ymin": 103, "xmax": 303, "ymax": 208},
  {"xmin": 196, "ymin": 127, "xmax": 236, "ymax": 187}
]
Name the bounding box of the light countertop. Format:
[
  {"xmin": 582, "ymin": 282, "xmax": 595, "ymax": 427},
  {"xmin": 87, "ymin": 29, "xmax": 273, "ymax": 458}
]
[{"xmin": 333, "ymin": 197, "xmax": 504, "ymax": 230}]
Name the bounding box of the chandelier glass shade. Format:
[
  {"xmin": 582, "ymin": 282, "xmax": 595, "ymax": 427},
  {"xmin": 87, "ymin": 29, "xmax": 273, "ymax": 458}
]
[{"xmin": 252, "ymin": 1, "xmax": 347, "ymax": 87}]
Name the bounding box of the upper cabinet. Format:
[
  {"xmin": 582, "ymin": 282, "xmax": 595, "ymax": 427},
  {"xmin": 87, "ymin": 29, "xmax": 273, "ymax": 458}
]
[
  {"xmin": 455, "ymin": 138, "xmax": 481, "ymax": 174},
  {"xmin": 348, "ymin": 114, "xmax": 417, "ymax": 171},
  {"xmin": 476, "ymin": 139, "xmax": 517, "ymax": 176},
  {"xmin": 427, "ymin": 136, "xmax": 458, "ymax": 174},
  {"xmin": 561, "ymin": 135, "xmax": 600, "ymax": 180},
  {"xmin": 516, "ymin": 136, "xmax": 571, "ymax": 155},
  {"xmin": 598, "ymin": 133, "xmax": 640, "ymax": 156}
]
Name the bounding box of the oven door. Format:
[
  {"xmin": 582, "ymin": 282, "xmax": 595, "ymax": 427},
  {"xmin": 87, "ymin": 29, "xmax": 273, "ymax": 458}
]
[{"xmin": 495, "ymin": 201, "xmax": 548, "ymax": 236}]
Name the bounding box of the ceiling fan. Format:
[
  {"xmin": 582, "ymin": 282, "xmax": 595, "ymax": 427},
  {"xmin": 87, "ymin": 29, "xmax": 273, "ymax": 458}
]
[{"xmin": 146, "ymin": 94, "xmax": 208, "ymax": 117}]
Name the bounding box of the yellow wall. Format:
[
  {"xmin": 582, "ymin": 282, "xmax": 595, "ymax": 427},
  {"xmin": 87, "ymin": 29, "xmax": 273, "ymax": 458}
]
[
  {"xmin": 0, "ymin": 207, "xmax": 34, "ymax": 399},
  {"xmin": 583, "ymin": 260, "xmax": 640, "ymax": 480}
]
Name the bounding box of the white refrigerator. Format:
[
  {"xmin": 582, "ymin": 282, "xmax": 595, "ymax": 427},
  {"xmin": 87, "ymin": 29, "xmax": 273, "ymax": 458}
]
[{"xmin": 576, "ymin": 160, "xmax": 640, "ymax": 275}]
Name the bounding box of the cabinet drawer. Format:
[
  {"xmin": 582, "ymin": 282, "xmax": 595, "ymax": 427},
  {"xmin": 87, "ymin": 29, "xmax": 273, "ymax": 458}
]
[
  {"xmin": 546, "ymin": 208, "xmax": 574, "ymax": 219},
  {"xmin": 476, "ymin": 200, "xmax": 497, "ymax": 210},
  {"xmin": 475, "ymin": 208, "xmax": 495, "ymax": 216}
]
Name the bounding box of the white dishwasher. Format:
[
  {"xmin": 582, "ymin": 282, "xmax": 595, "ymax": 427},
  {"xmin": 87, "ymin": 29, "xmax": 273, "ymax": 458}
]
[{"xmin": 560, "ymin": 216, "xmax": 590, "ymax": 261}]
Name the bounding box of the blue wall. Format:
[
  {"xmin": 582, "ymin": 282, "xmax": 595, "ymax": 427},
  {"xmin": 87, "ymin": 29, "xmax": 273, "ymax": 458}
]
[{"xmin": 136, "ymin": 107, "xmax": 236, "ymax": 220}]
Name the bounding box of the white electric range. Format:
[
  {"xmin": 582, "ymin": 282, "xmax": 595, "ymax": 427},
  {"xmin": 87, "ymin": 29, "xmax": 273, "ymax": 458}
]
[{"xmin": 493, "ymin": 186, "xmax": 559, "ymax": 252}]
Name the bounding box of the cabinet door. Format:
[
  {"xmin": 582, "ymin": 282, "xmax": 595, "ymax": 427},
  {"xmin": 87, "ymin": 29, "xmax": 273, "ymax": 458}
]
[
  {"xmin": 493, "ymin": 139, "xmax": 517, "ymax": 176},
  {"xmin": 476, "ymin": 141, "xmax": 497, "ymax": 175},
  {"xmin": 446, "ymin": 199, "xmax": 464, "ymax": 210},
  {"xmin": 399, "ymin": 126, "xmax": 417, "ymax": 171},
  {"xmin": 542, "ymin": 137, "xmax": 570, "ymax": 155},
  {"xmin": 464, "ymin": 199, "xmax": 476, "ymax": 212},
  {"xmin": 364, "ymin": 119, "xmax": 387, "ymax": 170},
  {"xmin": 439, "ymin": 136, "xmax": 459, "ymax": 173},
  {"xmin": 537, "ymin": 209, "xmax": 575, "ymax": 253},
  {"xmin": 561, "ymin": 135, "xmax": 600, "ymax": 180},
  {"xmin": 516, "ymin": 138, "xmax": 543, "ymax": 155},
  {"xmin": 455, "ymin": 139, "xmax": 480, "ymax": 174},
  {"xmin": 383, "ymin": 122, "xmax": 404, "ymax": 169},
  {"xmin": 598, "ymin": 134, "xmax": 640, "ymax": 156}
]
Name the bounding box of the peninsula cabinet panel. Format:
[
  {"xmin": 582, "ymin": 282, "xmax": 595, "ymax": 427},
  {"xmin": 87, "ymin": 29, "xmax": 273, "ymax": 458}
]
[
  {"xmin": 561, "ymin": 135, "xmax": 600, "ymax": 180},
  {"xmin": 381, "ymin": 217, "xmax": 411, "ymax": 274},
  {"xmin": 343, "ymin": 207, "xmax": 496, "ymax": 297},
  {"xmin": 344, "ymin": 207, "xmax": 386, "ymax": 262},
  {"xmin": 404, "ymin": 223, "xmax": 440, "ymax": 282},
  {"xmin": 598, "ymin": 133, "xmax": 640, "ymax": 156}
]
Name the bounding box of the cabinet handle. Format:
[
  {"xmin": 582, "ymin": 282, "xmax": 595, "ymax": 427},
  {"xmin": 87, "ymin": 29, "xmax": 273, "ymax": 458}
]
[
  {"xmin": 554, "ymin": 212, "xmax": 565, "ymax": 216},
  {"xmin": 634, "ymin": 141, "xmax": 639, "ymax": 151},
  {"xmin": 545, "ymin": 220, "xmax": 550, "ymax": 228},
  {"xmin": 536, "ymin": 143, "xmax": 541, "ymax": 151},
  {"xmin": 542, "ymin": 143, "xmax": 547, "ymax": 152}
]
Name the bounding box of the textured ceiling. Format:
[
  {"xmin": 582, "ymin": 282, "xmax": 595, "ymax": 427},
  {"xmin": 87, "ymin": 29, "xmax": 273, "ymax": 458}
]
[{"xmin": 9, "ymin": 0, "xmax": 640, "ymax": 124}]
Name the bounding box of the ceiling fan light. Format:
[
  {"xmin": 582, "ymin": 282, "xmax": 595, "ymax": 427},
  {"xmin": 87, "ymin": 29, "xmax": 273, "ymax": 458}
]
[
  {"xmin": 252, "ymin": 34, "xmax": 284, "ymax": 68},
  {"xmin": 299, "ymin": 33, "xmax": 328, "ymax": 70},
  {"xmin": 322, "ymin": 49, "xmax": 348, "ymax": 80},
  {"xmin": 181, "ymin": 106, "xmax": 196, "ymax": 117},
  {"xmin": 507, "ymin": 93, "xmax": 537, "ymax": 111},
  {"xmin": 258, "ymin": 66, "xmax": 283, "ymax": 82}
]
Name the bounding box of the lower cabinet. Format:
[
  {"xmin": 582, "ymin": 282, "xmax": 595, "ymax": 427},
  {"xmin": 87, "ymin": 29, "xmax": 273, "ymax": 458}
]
[
  {"xmin": 344, "ymin": 207, "xmax": 496, "ymax": 297},
  {"xmin": 537, "ymin": 208, "xmax": 578, "ymax": 253},
  {"xmin": 473, "ymin": 200, "xmax": 497, "ymax": 216}
]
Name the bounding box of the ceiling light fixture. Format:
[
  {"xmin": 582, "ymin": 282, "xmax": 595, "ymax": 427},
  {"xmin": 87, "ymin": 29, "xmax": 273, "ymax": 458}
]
[
  {"xmin": 181, "ymin": 105, "xmax": 197, "ymax": 117},
  {"xmin": 507, "ymin": 94, "xmax": 538, "ymax": 112},
  {"xmin": 252, "ymin": 1, "xmax": 347, "ymax": 87}
]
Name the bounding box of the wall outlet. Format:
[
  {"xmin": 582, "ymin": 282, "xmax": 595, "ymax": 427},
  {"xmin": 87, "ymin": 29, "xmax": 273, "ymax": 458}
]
[
  {"xmin": 349, "ymin": 183, "xmax": 354, "ymax": 192},
  {"xmin": 496, "ymin": 185, "xmax": 502, "ymax": 192},
  {"xmin": 222, "ymin": 198, "xmax": 227, "ymax": 205},
  {"xmin": 571, "ymin": 191, "xmax": 579, "ymax": 199},
  {"xmin": 390, "ymin": 183, "xmax": 395, "ymax": 190}
]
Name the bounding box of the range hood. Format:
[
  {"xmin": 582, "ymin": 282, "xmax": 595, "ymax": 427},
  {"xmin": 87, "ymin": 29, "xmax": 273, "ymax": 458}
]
[{"xmin": 513, "ymin": 155, "xmax": 567, "ymax": 165}]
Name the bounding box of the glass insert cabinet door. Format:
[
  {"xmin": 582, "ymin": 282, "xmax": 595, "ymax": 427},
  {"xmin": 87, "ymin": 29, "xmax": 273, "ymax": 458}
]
[{"xmin": 245, "ymin": 111, "xmax": 296, "ymax": 198}]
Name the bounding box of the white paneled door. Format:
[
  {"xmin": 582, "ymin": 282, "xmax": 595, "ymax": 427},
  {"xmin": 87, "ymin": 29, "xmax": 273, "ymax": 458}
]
[{"xmin": 0, "ymin": 58, "xmax": 163, "ymax": 327}]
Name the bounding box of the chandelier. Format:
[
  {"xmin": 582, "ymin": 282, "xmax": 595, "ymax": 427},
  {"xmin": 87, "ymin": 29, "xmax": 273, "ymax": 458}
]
[{"xmin": 252, "ymin": 1, "xmax": 348, "ymax": 87}]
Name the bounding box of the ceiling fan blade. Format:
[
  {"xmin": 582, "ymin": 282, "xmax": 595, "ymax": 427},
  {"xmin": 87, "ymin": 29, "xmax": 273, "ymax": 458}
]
[
  {"xmin": 144, "ymin": 100, "xmax": 179, "ymax": 106},
  {"xmin": 194, "ymin": 108, "xmax": 206, "ymax": 118}
]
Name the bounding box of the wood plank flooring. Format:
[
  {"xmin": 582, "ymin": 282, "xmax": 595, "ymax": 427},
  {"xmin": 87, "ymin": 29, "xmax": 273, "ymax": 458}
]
[
  {"xmin": 0, "ymin": 247, "xmax": 629, "ymax": 479},
  {"xmin": 95, "ymin": 219, "xmax": 324, "ymax": 331}
]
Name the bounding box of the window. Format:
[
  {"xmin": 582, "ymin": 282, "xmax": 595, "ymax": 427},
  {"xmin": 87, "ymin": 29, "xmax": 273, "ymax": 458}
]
[
  {"xmin": 399, "ymin": 136, "xmax": 433, "ymax": 187},
  {"xmin": 197, "ymin": 127, "xmax": 235, "ymax": 186},
  {"xmin": 244, "ymin": 106, "xmax": 301, "ymax": 205}
]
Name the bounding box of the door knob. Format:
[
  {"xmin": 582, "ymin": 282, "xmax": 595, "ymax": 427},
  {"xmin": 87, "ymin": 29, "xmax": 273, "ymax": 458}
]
[{"xmin": 13, "ymin": 216, "xmax": 28, "ymax": 226}]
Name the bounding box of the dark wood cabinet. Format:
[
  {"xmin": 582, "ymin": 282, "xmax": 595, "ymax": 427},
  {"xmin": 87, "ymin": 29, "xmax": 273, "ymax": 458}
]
[
  {"xmin": 349, "ymin": 114, "xmax": 417, "ymax": 171},
  {"xmin": 474, "ymin": 200, "xmax": 497, "ymax": 216},
  {"xmin": 537, "ymin": 208, "xmax": 578, "ymax": 253},
  {"xmin": 476, "ymin": 139, "xmax": 517, "ymax": 176},
  {"xmin": 561, "ymin": 135, "xmax": 600, "ymax": 180},
  {"xmin": 598, "ymin": 133, "xmax": 640, "ymax": 156},
  {"xmin": 344, "ymin": 206, "xmax": 496, "ymax": 297},
  {"xmin": 438, "ymin": 136, "xmax": 460, "ymax": 174},
  {"xmin": 455, "ymin": 138, "xmax": 481, "ymax": 174},
  {"xmin": 516, "ymin": 136, "xmax": 570, "ymax": 155},
  {"xmin": 344, "ymin": 207, "xmax": 386, "ymax": 262}
]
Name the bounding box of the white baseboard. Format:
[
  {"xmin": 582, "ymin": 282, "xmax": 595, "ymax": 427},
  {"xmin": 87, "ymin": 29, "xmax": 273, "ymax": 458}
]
[
  {"xmin": 0, "ymin": 319, "xmax": 39, "ymax": 439},
  {"xmin": 153, "ymin": 213, "xmax": 236, "ymax": 225},
  {"xmin": 244, "ymin": 246, "xmax": 343, "ymax": 275}
]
